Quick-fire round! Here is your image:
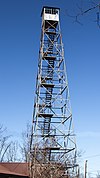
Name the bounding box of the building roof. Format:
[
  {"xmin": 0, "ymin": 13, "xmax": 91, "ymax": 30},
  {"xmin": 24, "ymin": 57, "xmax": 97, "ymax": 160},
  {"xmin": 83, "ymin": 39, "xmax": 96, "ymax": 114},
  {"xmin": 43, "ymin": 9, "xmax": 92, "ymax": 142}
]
[{"xmin": 0, "ymin": 162, "xmax": 29, "ymax": 177}]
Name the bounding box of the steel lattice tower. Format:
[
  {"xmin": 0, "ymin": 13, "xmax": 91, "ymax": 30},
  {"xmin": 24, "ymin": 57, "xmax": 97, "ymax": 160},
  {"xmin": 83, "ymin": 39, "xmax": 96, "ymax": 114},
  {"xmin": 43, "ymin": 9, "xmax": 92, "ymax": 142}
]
[{"xmin": 30, "ymin": 6, "xmax": 78, "ymax": 178}]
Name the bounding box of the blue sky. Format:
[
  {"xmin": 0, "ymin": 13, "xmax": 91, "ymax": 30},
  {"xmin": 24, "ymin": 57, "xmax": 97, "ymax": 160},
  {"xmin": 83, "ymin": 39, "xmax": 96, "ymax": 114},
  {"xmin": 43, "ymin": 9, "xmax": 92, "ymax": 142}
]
[{"xmin": 0, "ymin": 0, "xmax": 100, "ymax": 175}]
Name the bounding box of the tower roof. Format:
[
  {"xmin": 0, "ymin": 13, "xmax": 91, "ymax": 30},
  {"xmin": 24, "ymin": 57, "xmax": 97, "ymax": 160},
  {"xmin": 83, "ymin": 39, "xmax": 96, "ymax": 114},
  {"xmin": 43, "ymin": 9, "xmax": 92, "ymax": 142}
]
[{"xmin": 41, "ymin": 6, "xmax": 60, "ymax": 16}]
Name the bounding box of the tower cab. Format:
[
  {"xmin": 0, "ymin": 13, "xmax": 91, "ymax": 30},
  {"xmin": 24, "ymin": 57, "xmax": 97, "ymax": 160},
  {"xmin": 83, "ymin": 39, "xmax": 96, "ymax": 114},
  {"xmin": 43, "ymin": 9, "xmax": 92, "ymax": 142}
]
[{"xmin": 41, "ymin": 6, "xmax": 60, "ymax": 22}]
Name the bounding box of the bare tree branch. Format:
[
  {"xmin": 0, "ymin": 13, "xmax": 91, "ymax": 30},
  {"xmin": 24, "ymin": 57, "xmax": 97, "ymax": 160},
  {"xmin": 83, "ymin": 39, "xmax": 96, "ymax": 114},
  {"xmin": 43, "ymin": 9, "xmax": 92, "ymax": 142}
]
[
  {"xmin": 0, "ymin": 125, "xmax": 12, "ymax": 162},
  {"xmin": 66, "ymin": 1, "xmax": 100, "ymax": 28},
  {"xmin": 1, "ymin": 143, "xmax": 11, "ymax": 162},
  {"xmin": 20, "ymin": 123, "xmax": 31, "ymax": 162}
]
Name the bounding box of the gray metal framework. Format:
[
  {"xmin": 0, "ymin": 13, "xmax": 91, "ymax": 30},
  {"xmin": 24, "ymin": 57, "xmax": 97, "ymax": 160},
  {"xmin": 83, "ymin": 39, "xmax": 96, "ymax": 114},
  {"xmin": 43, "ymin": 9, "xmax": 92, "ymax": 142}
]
[{"xmin": 30, "ymin": 7, "xmax": 78, "ymax": 178}]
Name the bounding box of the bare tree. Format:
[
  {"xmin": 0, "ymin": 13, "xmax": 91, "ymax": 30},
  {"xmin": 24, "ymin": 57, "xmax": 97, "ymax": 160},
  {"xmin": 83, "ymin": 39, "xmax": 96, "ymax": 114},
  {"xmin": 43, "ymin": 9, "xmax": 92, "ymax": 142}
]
[
  {"xmin": 0, "ymin": 125, "xmax": 20, "ymax": 162},
  {"xmin": 0, "ymin": 125, "xmax": 11, "ymax": 162},
  {"xmin": 5, "ymin": 141, "xmax": 20, "ymax": 162},
  {"xmin": 20, "ymin": 123, "xmax": 31, "ymax": 162},
  {"xmin": 96, "ymin": 171, "xmax": 100, "ymax": 178},
  {"xmin": 31, "ymin": 163, "xmax": 67, "ymax": 178},
  {"xmin": 66, "ymin": 0, "xmax": 100, "ymax": 28}
]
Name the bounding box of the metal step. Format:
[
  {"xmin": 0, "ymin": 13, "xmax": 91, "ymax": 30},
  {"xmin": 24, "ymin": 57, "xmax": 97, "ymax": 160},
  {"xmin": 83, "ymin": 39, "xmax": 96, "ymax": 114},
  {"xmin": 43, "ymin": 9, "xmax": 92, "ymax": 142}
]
[
  {"xmin": 37, "ymin": 113, "xmax": 53, "ymax": 117},
  {"xmin": 41, "ymin": 83, "xmax": 54, "ymax": 88},
  {"xmin": 42, "ymin": 56, "xmax": 56, "ymax": 60}
]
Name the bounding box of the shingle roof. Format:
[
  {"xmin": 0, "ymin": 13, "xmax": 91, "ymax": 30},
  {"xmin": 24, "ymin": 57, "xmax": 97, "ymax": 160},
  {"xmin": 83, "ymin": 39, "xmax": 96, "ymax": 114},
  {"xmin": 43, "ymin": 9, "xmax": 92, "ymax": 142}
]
[{"xmin": 0, "ymin": 162, "xmax": 29, "ymax": 177}]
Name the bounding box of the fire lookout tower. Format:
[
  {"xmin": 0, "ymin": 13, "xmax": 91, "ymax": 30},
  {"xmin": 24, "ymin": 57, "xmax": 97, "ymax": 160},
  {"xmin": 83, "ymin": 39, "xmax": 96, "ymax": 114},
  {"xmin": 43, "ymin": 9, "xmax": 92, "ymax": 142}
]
[{"xmin": 30, "ymin": 6, "xmax": 78, "ymax": 178}]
